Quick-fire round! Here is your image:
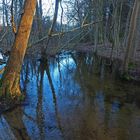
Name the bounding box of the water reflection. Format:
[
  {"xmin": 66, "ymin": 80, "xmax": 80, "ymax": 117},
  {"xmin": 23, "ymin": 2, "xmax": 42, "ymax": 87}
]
[
  {"xmin": 36, "ymin": 60, "xmax": 45, "ymax": 140},
  {"xmin": 0, "ymin": 52, "xmax": 140, "ymax": 140},
  {"xmin": 2, "ymin": 107, "xmax": 30, "ymax": 140}
]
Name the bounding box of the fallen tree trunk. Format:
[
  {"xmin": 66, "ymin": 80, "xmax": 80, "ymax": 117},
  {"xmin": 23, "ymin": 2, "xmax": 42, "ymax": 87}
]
[{"xmin": 29, "ymin": 20, "xmax": 102, "ymax": 47}]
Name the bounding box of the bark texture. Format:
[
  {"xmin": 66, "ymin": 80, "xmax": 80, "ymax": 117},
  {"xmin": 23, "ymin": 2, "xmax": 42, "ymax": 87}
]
[{"xmin": 1, "ymin": 0, "xmax": 37, "ymax": 97}]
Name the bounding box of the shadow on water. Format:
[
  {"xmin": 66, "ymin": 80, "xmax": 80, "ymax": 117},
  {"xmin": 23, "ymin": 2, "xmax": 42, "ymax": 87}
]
[{"xmin": 0, "ymin": 52, "xmax": 140, "ymax": 140}]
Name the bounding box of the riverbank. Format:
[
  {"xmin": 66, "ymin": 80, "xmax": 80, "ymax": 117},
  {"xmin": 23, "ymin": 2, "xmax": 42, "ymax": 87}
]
[
  {"xmin": 0, "ymin": 43, "xmax": 140, "ymax": 113},
  {"xmin": 74, "ymin": 43, "xmax": 140, "ymax": 81}
]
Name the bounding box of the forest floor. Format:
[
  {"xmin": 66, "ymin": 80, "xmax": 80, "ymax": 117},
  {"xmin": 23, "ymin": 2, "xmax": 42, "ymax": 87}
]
[{"xmin": 75, "ymin": 42, "xmax": 140, "ymax": 63}]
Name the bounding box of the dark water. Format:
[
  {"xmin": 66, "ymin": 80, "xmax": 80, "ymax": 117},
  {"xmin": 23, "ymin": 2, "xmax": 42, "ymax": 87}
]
[{"xmin": 0, "ymin": 52, "xmax": 140, "ymax": 140}]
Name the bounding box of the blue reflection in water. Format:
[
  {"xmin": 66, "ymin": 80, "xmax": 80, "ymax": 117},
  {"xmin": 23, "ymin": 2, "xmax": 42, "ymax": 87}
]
[
  {"xmin": 21, "ymin": 54, "xmax": 140, "ymax": 140},
  {"xmin": 0, "ymin": 53, "xmax": 140, "ymax": 140},
  {"xmin": 111, "ymin": 100, "xmax": 120, "ymax": 113},
  {"xmin": 21, "ymin": 55, "xmax": 79, "ymax": 139}
]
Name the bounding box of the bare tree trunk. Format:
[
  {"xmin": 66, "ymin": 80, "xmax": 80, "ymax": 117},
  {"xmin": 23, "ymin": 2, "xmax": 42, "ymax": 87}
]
[
  {"xmin": 39, "ymin": 0, "xmax": 43, "ymax": 17},
  {"xmin": 1, "ymin": 0, "xmax": 37, "ymax": 98},
  {"xmin": 123, "ymin": 0, "xmax": 140, "ymax": 74},
  {"xmin": 2, "ymin": 0, "xmax": 5, "ymax": 29},
  {"xmin": 36, "ymin": 0, "xmax": 43, "ymax": 39},
  {"xmin": 11, "ymin": 0, "xmax": 17, "ymax": 34},
  {"xmin": 44, "ymin": 0, "xmax": 59, "ymax": 50}
]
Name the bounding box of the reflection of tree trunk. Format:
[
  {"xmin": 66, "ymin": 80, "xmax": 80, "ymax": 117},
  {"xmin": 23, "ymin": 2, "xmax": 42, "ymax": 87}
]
[
  {"xmin": 117, "ymin": 108, "xmax": 132, "ymax": 140},
  {"xmin": 45, "ymin": 59, "xmax": 64, "ymax": 134},
  {"xmin": 36, "ymin": 61, "xmax": 45, "ymax": 140},
  {"xmin": 1, "ymin": 0, "xmax": 37, "ymax": 97},
  {"xmin": 57, "ymin": 56, "xmax": 62, "ymax": 86},
  {"xmin": 104, "ymin": 103, "xmax": 111, "ymax": 132},
  {"xmin": 4, "ymin": 107, "xmax": 30, "ymax": 140}
]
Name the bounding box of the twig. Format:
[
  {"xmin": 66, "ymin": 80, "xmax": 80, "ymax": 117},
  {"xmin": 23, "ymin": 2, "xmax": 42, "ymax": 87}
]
[{"xmin": 0, "ymin": 31, "xmax": 8, "ymax": 42}]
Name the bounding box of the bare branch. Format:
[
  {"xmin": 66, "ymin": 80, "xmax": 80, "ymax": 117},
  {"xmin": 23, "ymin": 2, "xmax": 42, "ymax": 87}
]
[{"xmin": 29, "ymin": 20, "xmax": 102, "ymax": 47}]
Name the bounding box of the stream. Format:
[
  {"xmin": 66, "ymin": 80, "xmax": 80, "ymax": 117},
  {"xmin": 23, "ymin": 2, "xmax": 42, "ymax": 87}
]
[{"xmin": 0, "ymin": 52, "xmax": 140, "ymax": 140}]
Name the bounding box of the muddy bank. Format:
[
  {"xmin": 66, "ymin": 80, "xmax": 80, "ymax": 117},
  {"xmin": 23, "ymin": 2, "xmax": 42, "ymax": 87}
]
[{"xmin": 73, "ymin": 43, "xmax": 140, "ymax": 81}]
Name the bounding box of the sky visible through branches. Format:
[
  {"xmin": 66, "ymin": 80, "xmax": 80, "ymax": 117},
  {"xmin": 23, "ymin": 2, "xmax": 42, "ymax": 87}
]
[{"xmin": 0, "ymin": 0, "xmax": 72, "ymax": 24}]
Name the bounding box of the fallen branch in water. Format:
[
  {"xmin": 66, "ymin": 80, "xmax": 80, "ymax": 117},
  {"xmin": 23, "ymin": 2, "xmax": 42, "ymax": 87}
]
[
  {"xmin": 29, "ymin": 20, "xmax": 102, "ymax": 47},
  {"xmin": 55, "ymin": 27, "xmax": 93, "ymax": 53}
]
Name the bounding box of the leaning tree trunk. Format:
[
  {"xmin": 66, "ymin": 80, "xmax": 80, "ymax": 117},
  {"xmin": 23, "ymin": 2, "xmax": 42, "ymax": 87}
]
[{"xmin": 1, "ymin": 0, "xmax": 37, "ymax": 97}]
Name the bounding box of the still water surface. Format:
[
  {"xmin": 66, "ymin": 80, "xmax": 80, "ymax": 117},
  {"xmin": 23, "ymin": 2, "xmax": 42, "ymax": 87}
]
[{"xmin": 0, "ymin": 52, "xmax": 140, "ymax": 140}]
